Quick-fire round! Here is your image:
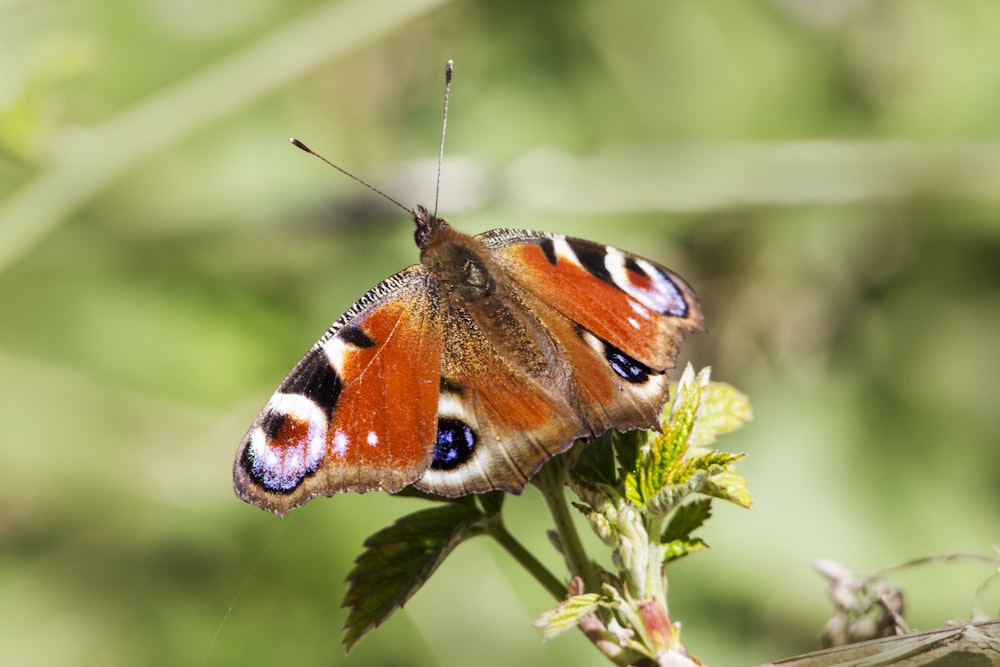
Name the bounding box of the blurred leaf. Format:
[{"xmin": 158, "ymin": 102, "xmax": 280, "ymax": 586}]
[
  {"xmin": 688, "ymin": 381, "xmax": 753, "ymax": 449},
  {"xmin": 342, "ymin": 503, "xmax": 485, "ymax": 651},
  {"xmin": 663, "ymin": 537, "xmax": 708, "ymax": 564},
  {"xmin": 534, "ymin": 593, "xmax": 603, "ymax": 641},
  {"xmin": 703, "ymin": 470, "xmax": 753, "ymax": 510}
]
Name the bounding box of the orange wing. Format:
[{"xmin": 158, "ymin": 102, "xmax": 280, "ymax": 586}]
[
  {"xmin": 480, "ymin": 229, "xmax": 703, "ymax": 370},
  {"xmin": 234, "ymin": 267, "xmax": 443, "ymax": 516}
]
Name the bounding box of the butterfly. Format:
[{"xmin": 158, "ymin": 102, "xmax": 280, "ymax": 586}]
[{"xmin": 233, "ymin": 64, "xmax": 704, "ymax": 517}]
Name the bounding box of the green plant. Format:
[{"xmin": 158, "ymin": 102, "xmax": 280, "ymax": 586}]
[{"xmin": 342, "ymin": 365, "xmax": 752, "ymax": 666}]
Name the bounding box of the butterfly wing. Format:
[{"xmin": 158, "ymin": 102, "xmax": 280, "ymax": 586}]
[
  {"xmin": 414, "ymin": 299, "xmax": 589, "ymax": 496},
  {"xmin": 412, "ymin": 229, "xmax": 703, "ymax": 497},
  {"xmin": 234, "ymin": 266, "xmax": 444, "ymax": 515},
  {"xmin": 482, "ymin": 228, "xmax": 702, "ymax": 434},
  {"xmin": 481, "ymin": 229, "xmax": 704, "ymax": 369}
]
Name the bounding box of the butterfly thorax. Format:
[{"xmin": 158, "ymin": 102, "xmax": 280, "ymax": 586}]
[
  {"xmin": 411, "ymin": 205, "xmax": 557, "ymax": 381},
  {"xmin": 414, "ymin": 206, "xmax": 497, "ymax": 302}
]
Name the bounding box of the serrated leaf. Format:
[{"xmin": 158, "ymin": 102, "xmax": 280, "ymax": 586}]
[
  {"xmin": 534, "ymin": 593, "xmax": 603, "ymax": 641},
  {"xmin": 632, "ymin": 365, "xmax": 710, "ymax": 505},
  {"xmin": 703, "ymin": 469, "xmax": 753, "ymax": 509},
  {"xmin": 688, "ymin": 382, "xmax": 753, "ymax": 448},
  {"xmin": 624, "ymin": 469, "xmax": 643, "ymax": 507},
  {"xmin": 664, "ymin": 365, "xmax": 710, "ymax": 452},
  {"xmin": 643, "ymin": 470, "xmax": 709, "ymax": 517},
  {"xmin": 617, "ymin": 429, "xmax": 649, "ymax": 506},
  {"xmin": 342, "ymin": 503, "xmax": 484, "ymax": 651},
  {"xmin": 696, "ymin": 450, "xmax": 746, "ymax": 468},
  {"xmin": 663, "ymin": 537, "xmax": 707, "ymax": 563},
  {"xmin": 662, "ymin": 498, "xmax": 713, "ymax": 544}
]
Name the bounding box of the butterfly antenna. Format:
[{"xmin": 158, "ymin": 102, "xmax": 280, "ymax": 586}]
[
  {"xmin": 433, "ymin": 59, "xmax": 454, "ymax": 219},
  {"xmin": 288, "ymin": 138, "xmax": 411, "ymax": 215}
]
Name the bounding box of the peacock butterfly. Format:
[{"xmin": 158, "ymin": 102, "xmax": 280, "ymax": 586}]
[{"xmin": 234, "ymin": 62, "xmax": 704, "ymax": 516}]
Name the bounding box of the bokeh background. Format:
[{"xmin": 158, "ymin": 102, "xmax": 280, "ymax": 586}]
[{"xmin": 2, "ymin": 1, "xmax": 999, "ymax": 665}]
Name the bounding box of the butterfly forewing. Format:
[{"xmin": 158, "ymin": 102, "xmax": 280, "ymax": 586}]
[
  {"xmin": 480, "ymin": 230, "xmax": 703, "ymax": 371},
  {"xmin": 234, "ymin": 267, "xmax": 443, "ymax": 516}
]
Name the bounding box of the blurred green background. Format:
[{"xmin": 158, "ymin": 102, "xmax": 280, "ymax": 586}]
[{"xmin": 2, "ymin": 1, "xmax": 999, "ymax": 665}]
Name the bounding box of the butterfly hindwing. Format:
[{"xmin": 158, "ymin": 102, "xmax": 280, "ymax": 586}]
[
  {"xmin": 234, "ymin": 267, "xmax": 444, "ymax": 516},
  {"xmin": 415, "ymin": 297, "xmax": 589, "ymax": 496}
]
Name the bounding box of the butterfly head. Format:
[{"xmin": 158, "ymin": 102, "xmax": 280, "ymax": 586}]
[
  {"xmin": 413, "ymin": 205, "xmax": 451, "ymax": 252},
  {"xmin": 411, "ymin": 206, "xmax": 501, "ymax": 301}
]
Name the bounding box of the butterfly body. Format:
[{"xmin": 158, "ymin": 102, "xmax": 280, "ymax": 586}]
[{"xmin": 235, "ymin": 205, "xmax": 703, "ymax": 515}]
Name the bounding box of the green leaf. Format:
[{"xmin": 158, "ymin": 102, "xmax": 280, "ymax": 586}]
[
  {"xmin": 662, "ymin": 498, "xmax": 713, "ymax": 544},
  {"xmin": 703, "ymin": 469, "xmax": 753, "ymax": 509},
  {"xmin": 663, "ymin": 365, "xmax": 710, "ymax": 457},
  {"xmin": 574, "ymin": 430, "xmax": 618, "ymax": 486},
  {"xmin": 688, "ymin": 381, "xmax": 753, "ymax": 449},
  {"xmin": 629, "ymin": 365, "xmax": 710, "ymax": 507},
  {"xmin": 614, "ymin": 428, "xmax": 646, "ymax": 479},
  {"xmin": 662, "ymin": 537, "xmax": 708, "ymax": 563},
  {"xmin": 342, "ymin": 503, "xmax": 485, "ymax": 651},
  {"xmin": 695, "ymin": 450, "xmax": 746, "ymax": 468},
  {"xmin": 643, "ymin": 470, "xmax": 708, "ymax": 517},
  {"xmin": 534, "ymin": 593, "xmax": 603, "ymax": 641},
  {"xmin": 623, "ymin": 469, "xmax": 643, "ymax": 507},
  {"xmin": 608, "ymin": 503, "xmax": 650, "ymax": 585}
]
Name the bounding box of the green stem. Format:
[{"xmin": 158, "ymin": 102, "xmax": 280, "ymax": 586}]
[
  {"xmin": 644, "ymin": 514, "xmax": 668, "ymax": 606},
  {"xmin": 485, "ymin": 519, "xmax": 566, "ymax": 601},
  {"xmin": 532, "ymin": 458, "xmax": 602, "ymax": 593}
]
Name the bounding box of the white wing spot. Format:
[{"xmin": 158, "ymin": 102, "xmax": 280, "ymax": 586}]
[
  {"xmin": 367, "ymin": 431, "xmax": 379, "ymax": 446},
  {"xmin": 628, "ymin": 317, "xmax": 640, "ymax": 330},
  {"xmin": 322, "ymin": 337, "xmax": 350, "ymax": 375},
  {"xmin": 606, "ymin": 249, "xmax": 685, "ymax": 316},
  {"xmin": 630, "ymin": 299, "xmax": 651, "ymax": 319},
  {"xmin": 333, "ymin": 430, "xmax": 349, "ymax": 458},
  {"xmin": 247, "ymin": 393, "xmax": 328, "ymax": 491},
  {"xmin": 552, "ymin": 238, "xmax": 582, "ymax": 267}
]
